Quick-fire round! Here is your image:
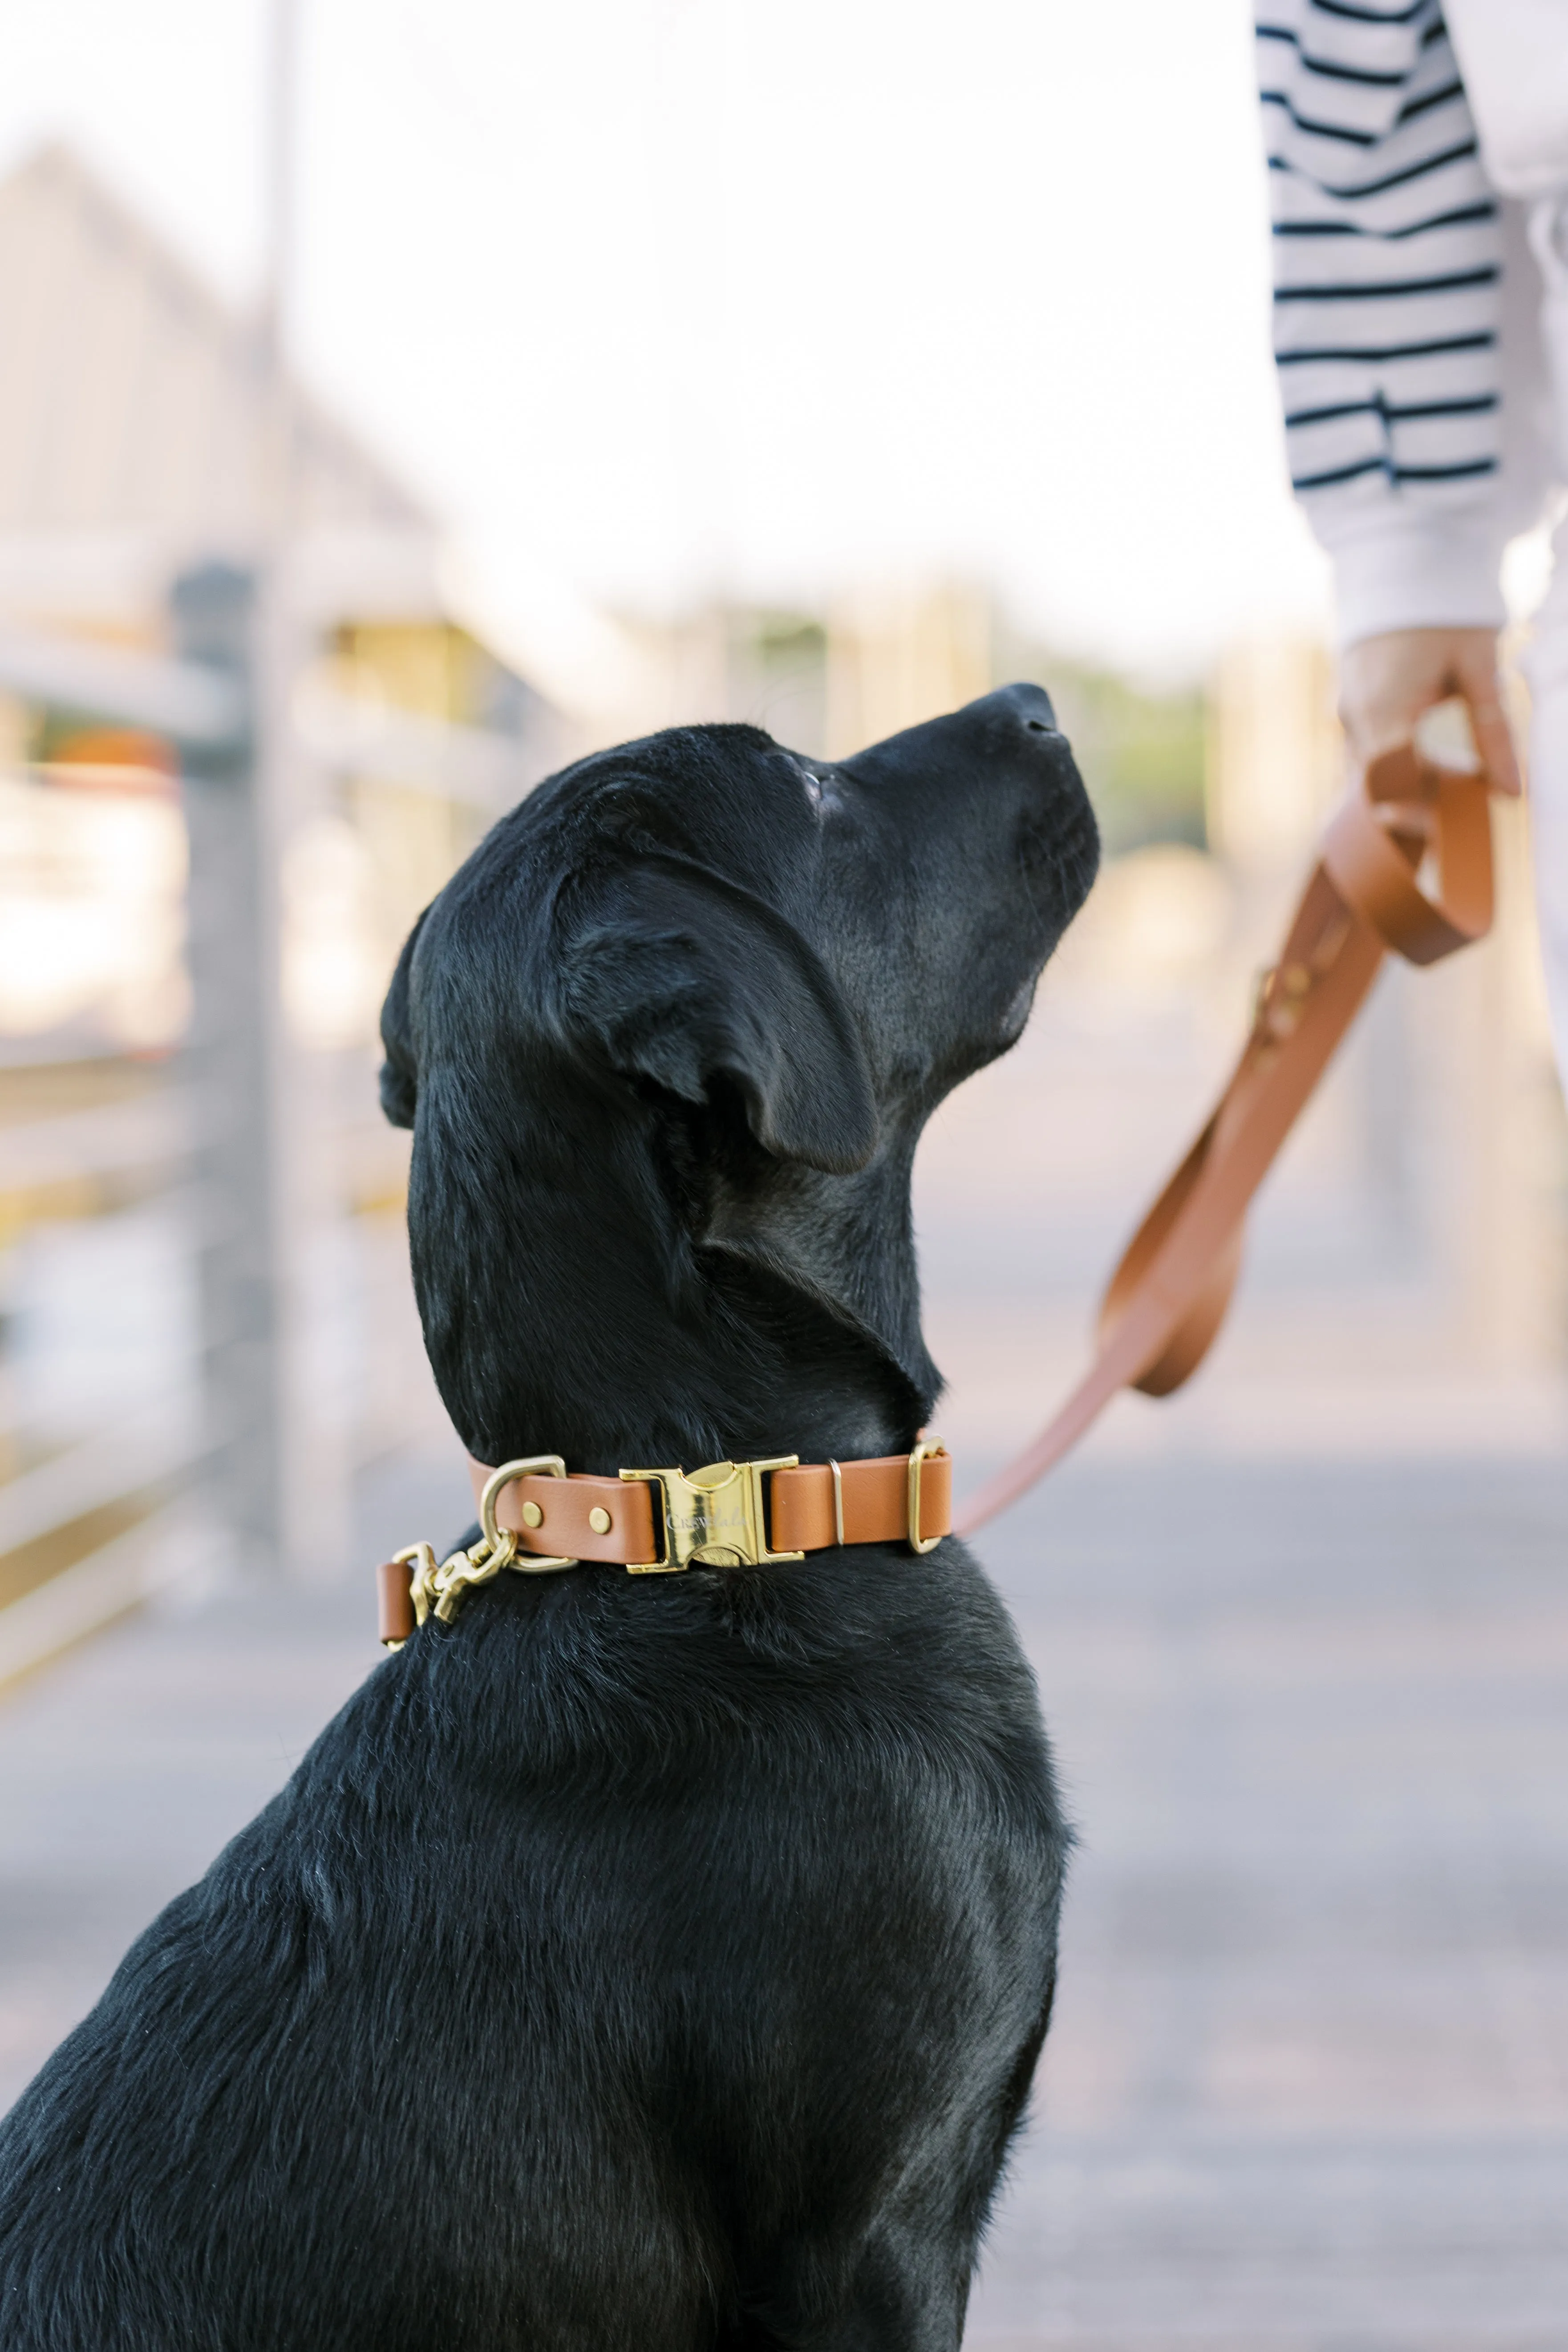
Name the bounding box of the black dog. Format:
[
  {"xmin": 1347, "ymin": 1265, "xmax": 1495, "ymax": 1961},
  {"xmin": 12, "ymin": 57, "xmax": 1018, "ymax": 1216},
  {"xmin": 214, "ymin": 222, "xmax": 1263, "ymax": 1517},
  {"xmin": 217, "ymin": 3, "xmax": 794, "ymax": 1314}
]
[{"xmin": 0, "ymin": 684, "xmax": 1097, "ymax": 2350}]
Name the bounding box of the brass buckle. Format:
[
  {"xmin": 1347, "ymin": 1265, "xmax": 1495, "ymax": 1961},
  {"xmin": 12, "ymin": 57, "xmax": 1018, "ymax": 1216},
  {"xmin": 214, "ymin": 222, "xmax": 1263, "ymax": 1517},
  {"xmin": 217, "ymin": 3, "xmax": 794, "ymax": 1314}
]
[
  {"xmin": 619, "ymin": 1457, "xmax": 805, "ymax": 1573},
  {"xmin": 907, "ymin": 1437, "xmax": 946, "ymax": 1555}
]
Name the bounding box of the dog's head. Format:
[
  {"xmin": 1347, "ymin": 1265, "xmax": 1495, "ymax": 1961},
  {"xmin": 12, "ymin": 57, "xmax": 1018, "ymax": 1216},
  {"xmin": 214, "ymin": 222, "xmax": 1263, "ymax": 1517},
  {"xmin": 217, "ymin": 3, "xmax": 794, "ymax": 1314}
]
[{"xmin": 381, "ymin": 683, "xmax": 1097, "ymax": 1471}]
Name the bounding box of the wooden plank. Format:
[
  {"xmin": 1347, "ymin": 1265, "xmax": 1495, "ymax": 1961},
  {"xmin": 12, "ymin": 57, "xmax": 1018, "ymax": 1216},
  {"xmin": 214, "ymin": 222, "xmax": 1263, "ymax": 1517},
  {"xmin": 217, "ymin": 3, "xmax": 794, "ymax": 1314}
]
[
  {"xmin": 0, "ymin": 1406, "xmax": 201, "ymax": 1555},
  {"xmin": 0, "ymin": 1506, "xmax": 193, "ymax": 1692}
]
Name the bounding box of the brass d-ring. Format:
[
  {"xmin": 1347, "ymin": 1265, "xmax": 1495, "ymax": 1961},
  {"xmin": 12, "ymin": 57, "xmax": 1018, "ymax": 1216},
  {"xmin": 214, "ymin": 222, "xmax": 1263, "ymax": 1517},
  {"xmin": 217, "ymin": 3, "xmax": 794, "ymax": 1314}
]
[{"xmin": 478, "ymin": 1456, "xmax": 579, "ymax": 1574}]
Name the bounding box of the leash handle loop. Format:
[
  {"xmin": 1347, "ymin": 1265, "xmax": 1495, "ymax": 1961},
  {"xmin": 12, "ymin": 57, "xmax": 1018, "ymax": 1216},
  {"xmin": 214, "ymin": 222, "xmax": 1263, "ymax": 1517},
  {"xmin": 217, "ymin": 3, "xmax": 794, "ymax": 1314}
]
[{"xmin": 1323, "ymin": 743, "xmax": 1493, "ymax": 967}]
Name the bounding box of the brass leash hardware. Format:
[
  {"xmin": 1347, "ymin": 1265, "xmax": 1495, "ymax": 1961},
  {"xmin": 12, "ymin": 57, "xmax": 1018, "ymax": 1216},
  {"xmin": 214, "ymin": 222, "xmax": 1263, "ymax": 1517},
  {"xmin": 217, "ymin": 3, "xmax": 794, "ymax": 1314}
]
[
  {"xmin": 619, "ymin": 1457, "xmax": 805, "ymax": 1572},
  {"xmin": 431, "ymin": 1528, "xmax": 514, "ymax": 1623},
  {"xmin": 391, "ymin": 1534, "xmax": 503, "ymax": 1635},
  {"xmin": 381, "ymin": 1542, "xmax": 438, "ymax": 1650},
  {"xmin": 401, "ymin": 1542, "xmax": 438, "ymax": 1628},
  {"xmin": 383, "ymin": 1457, "xmax": 582, "ymax": 1640}
]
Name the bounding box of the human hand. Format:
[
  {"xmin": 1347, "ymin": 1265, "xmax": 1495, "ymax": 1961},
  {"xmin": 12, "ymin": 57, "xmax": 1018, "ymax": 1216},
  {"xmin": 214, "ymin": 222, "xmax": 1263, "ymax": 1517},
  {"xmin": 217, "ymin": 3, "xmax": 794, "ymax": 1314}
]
[{"xmin": 1338, "ymin": 627, "xmax": 1522, "ymax": 796}]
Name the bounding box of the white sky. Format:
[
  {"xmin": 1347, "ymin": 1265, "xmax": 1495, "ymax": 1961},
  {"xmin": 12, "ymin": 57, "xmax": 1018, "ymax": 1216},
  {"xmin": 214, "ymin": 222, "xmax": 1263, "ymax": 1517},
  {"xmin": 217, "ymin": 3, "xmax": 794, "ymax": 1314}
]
[{"xmin": 1, "ymin": 0, "xmax": 1331, "ymax": 678}]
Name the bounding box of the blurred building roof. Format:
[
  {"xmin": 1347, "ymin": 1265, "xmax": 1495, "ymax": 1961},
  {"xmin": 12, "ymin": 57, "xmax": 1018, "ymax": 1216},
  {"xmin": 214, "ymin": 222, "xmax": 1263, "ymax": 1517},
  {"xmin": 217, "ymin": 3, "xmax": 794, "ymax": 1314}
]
[{"xmin": 0, "ymin": 144, "xmax": 441, "ymax": 623}]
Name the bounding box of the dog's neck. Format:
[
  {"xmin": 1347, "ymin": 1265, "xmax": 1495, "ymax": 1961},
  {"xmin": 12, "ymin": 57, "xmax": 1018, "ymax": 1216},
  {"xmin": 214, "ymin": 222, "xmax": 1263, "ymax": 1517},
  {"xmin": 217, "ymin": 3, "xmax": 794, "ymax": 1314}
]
[{"xmin": 411, "ymin": 1079, "xmax": 939, "ymax": 1479}]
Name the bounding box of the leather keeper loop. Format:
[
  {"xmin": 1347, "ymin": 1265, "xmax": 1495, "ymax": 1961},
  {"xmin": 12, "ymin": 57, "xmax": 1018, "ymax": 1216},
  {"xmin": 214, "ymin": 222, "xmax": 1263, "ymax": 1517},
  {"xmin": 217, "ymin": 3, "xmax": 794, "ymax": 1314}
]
[
  {"xmin": 768, "ymin": 1450, "xmax": 952, "ymax": 1553},
  {"xmin": 377, "ymin": 1559, "xmax": 416, "ymax": 1647}
]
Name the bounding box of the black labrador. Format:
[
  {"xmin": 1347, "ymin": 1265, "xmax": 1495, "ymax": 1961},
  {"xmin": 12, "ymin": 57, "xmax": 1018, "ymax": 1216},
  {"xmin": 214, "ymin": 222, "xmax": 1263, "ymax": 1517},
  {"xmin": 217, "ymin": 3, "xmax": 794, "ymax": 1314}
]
[{"xmin": 0, "ymin": 683, "xmax": 1098, "ymax": 2351}]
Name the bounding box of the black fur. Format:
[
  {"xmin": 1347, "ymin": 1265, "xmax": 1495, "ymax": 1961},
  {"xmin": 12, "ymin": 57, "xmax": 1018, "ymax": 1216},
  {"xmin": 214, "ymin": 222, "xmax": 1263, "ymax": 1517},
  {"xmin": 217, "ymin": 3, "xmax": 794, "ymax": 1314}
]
[{"xmin": 0, "ymin": 684, "xmax": 1098, "ymax": 2350}]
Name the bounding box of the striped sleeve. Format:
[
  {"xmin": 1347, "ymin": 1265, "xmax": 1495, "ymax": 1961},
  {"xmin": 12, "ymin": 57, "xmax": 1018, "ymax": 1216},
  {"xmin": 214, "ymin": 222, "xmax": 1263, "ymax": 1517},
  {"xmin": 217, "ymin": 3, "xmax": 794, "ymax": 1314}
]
[{"xmin": 1258, "ymin": 0, "xmax": 1509, "ymax": 640}]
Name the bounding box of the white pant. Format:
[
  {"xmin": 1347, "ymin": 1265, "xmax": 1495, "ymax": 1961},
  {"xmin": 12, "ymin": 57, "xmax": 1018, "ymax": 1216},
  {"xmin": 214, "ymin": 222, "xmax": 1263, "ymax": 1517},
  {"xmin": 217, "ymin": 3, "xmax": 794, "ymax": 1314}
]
[{"xmin": 1526, "ymin": 193, "xmax": 1568, "ymax": 1082}]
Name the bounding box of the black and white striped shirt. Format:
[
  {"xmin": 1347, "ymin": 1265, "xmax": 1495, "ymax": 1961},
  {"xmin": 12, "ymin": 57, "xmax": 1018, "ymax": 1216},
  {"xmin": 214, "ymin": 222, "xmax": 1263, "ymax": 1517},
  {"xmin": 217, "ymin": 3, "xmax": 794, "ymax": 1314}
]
[{"xmin": 1258, "ymin": 0, "xmax": 1511, "ymax": 638}]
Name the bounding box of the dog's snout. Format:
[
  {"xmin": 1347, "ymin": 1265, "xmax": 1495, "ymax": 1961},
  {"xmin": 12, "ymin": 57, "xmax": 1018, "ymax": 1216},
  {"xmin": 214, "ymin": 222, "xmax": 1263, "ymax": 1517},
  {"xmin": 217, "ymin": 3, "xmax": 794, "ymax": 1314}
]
[{"xmin": 994, "ymin": 680, "xmax": 1058, "ymax": 738}]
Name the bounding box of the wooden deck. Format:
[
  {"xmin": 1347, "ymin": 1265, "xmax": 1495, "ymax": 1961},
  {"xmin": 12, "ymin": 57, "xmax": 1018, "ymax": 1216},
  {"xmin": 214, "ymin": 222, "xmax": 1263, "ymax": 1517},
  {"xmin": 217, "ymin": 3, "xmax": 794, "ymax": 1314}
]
[{"xmin": 968, "ymin": 1456, "xmax": 1568, "ymax": 2349}]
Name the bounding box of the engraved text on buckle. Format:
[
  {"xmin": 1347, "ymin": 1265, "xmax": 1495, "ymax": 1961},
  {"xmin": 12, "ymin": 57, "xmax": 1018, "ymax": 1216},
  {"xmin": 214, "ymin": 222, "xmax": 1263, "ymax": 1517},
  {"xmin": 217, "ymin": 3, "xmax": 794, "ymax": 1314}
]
[{"xmin": 619, "ymin": 1457, "xmax": 804, "ymax": 1573}]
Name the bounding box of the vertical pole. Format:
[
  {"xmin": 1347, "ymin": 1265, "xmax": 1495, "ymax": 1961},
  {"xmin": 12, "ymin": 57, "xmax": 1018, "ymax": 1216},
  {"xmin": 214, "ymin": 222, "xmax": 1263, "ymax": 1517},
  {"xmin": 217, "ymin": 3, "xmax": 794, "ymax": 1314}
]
[
  {"xmin": 259, "ymin": 0, "xmax": 300, "ymax": 414},
  {"xmin": 174, "ymin": 563, "xmax": 286, "ymax": 1571},
  {"xmin": 251, "ymin": 0, "xmax": 351, "ymax": 1578},
  {"xmin": 176, "ymin": 555, "xmax": 348, "ymax": 1579},
  {"xmin": 257, "ymin": 0, "xmax": 352, "ymax": 1578},
  {"xmin": 177, "ymin": 0, "xmax": 350, "ymax": 1579}
]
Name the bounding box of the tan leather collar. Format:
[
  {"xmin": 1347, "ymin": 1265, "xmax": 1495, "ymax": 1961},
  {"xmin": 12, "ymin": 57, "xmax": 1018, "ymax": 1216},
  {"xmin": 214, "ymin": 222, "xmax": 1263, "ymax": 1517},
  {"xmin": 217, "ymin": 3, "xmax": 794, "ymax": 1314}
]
[
  {"xmin": 466, "ymin": 1443, "xmax": 951, "ymax": 1571},
  {"xmin": 376, "ymin": 1443, "xmax": 951, "ymax": 1645}
]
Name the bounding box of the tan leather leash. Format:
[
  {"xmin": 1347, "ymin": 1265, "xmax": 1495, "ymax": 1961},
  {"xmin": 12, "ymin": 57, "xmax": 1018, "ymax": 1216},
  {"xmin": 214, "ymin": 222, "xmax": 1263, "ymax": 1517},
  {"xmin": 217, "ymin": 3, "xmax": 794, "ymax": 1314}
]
[{"xmin": 954, "ymin": 740, "xmax": 1498, "ymax": 1537}]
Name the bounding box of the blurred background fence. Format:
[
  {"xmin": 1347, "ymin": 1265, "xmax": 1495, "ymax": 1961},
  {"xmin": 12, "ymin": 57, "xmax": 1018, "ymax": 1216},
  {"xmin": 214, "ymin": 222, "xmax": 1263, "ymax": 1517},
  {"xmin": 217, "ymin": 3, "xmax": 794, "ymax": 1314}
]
[{"xmin": 0, "ymin": 143, "xmax": 567, "ymax": 1676}]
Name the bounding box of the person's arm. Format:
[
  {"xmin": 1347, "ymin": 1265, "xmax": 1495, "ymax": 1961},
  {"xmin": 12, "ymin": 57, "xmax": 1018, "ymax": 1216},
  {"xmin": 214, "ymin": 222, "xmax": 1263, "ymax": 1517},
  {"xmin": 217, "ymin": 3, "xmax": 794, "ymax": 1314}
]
[{"xmin": 1257, "ymin": 0, "xmax": 1520, "ymax": 788}]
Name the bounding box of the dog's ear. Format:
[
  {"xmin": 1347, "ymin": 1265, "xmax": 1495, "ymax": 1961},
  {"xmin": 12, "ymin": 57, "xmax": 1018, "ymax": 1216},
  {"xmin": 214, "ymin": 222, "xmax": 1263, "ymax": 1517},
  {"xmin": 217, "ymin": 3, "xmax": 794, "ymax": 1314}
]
[
  {"xmin": 378, "ymin": 905, "xmax": 430, "ymax": 1129},
  {"xmin": 562, "ymin": 860, "xmax": 878, "ymax": 1174}
]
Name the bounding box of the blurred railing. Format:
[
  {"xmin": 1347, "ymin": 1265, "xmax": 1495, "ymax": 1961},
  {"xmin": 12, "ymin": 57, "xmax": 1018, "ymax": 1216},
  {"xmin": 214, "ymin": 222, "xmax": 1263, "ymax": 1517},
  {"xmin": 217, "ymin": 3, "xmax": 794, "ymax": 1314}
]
[{"xmin": 0, "ymin": 561, "xmax": 540, "ymax": 1685}]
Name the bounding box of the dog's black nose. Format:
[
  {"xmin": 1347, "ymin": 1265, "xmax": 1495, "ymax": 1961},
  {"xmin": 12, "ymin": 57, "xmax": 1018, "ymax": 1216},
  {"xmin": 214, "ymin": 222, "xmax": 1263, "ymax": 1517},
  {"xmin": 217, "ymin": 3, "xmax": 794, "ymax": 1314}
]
[{"xmin": 992, "ymin": 681, "xmax": 1058, "ymax": 736}]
